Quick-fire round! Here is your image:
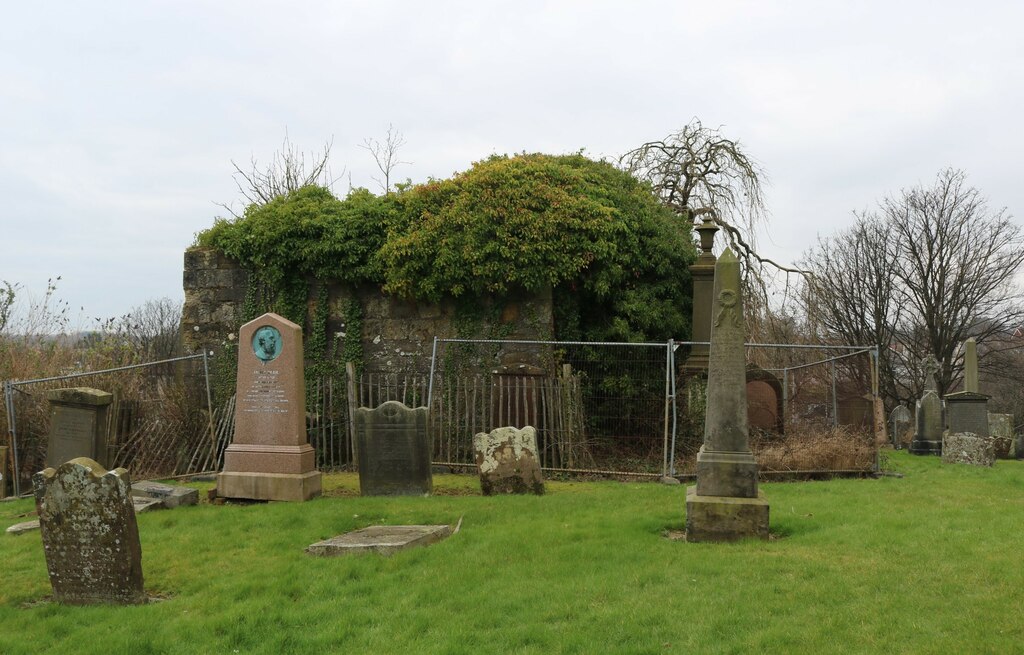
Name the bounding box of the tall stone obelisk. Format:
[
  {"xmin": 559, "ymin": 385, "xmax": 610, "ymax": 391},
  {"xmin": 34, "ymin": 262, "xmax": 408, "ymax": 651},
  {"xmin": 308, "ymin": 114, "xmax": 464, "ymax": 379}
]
[{"xmin": 685, "ymin": 248, "xmax": 769, "ymax": 542}]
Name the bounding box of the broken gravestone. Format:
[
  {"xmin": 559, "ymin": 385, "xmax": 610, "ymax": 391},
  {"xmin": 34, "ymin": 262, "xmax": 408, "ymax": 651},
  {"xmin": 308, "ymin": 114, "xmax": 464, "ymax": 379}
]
[
  {"xmin": 942, "ymin": 432, "xmax": 995, "ymax": 467},
  {"xmin": 354, "ymin": 401, "xmax": 432, "ymax": 496},
  {"xmin": 131, "ymin": 480, "xmax": 199, "ymax": 508},
  {"xmin": 306, "ymin": 525, "xmax": 452, "ymax": 557},
  {"xmin": 473, "ymin": 426, "xmax": 544, "ymax": 495},
  {"xmin": 33, "ymin": 457, "xmax": 145, "ymax": 605}
]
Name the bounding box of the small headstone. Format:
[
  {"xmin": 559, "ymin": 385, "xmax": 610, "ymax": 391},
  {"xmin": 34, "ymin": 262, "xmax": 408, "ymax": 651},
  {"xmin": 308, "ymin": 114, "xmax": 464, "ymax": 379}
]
[
  {"xmin": 890, "ymin": 405, "xmax": 912, "ymax": 449},
  {"xmin": 6, "ymin": 519, "xmax": 40, "ymax": 535},
  {"xmin": 306, "ymin": 525, "xmax": 452, "ymax": 557},
  {"xmin": 942, "ymin": 432, "xmax": 995, "ymax": 467},
  {"xmin": 354, "ymin": 401, "xmax": 432, "ymax": 496},
  {"xmin": 45, "ymin": 388, "xmax": 113, "ymax": 469},
  {"xmin": 945, "ymin": 391, "xmax": 990, "ymax": 437},
  {"xmin": 686, "ymin": 248, "xmax": 769, "ymax": 542},
  {"xmin": 911, "ymin": 355, "xmax": 944, "ymax": 456},
  {"xmin": 131, "ymin": 480, "xmax": 199, "ymax": 508},
  {"xmin": 218, "ymin": 313, "xmax": 322, "ymax": 501},
  {"xmin": 473, "ymin": 426, "xmax": 544, "ymax": 495},
  {"xmin": 988, "ymin": 413, "xmax": 1013, "ymax": 458},
  {"xmin": 33, "ymin": 457, "xmax": 145, "ymax": 605}
]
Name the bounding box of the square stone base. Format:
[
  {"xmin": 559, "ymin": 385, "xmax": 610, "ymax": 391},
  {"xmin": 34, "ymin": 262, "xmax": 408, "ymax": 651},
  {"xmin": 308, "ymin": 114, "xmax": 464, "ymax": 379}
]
[
  {"xmin": 217, "ymin": 470, "xmax": 322, "ymax": 502},
  {"xmin": 685, "ymin": 486, "xmax": 769, "ymax": 543},
  {"xmin": 910, "ymin": 439, "xmax": 942, "ymax": 456},
  {"xmin": 695, "ymin": 448, "xmax": 758, "ymax": 498}
]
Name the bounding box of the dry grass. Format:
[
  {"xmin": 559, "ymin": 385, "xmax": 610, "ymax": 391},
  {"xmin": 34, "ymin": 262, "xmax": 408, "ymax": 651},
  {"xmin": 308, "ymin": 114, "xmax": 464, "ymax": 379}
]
[{"xmin": 752, "ymin": 423, "xmax": 876, "ymax": 472}]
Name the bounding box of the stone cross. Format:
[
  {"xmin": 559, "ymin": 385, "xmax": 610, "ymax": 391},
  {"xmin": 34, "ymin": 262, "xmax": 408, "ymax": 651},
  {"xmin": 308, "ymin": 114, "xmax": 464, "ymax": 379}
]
[
  {"xmin": 686, "ymin": 248, "xmax": 769, "ymax": 542},
  {"xmin": 963, "ymin": 338, "xmax": 979, "ymax": 393},
  {"xmin": 922, "ymin": 355, "xmax": 940, "ymax": 392},
  {"xmin": 33, "ymin": 457, "xmax": 145, "ymax": 605},
  {"xmin": 218, "ymin": 312, "xmax": 322, "ymax": 501}
]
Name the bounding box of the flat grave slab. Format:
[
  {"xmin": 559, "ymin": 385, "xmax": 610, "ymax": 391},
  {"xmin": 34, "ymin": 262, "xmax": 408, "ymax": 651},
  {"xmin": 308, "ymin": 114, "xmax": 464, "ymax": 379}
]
[
  {"xmin": 131, "ymin": 480, "xmax": 199, "ymax": 508},
  {"xmin": 306, "ymin": 525, "xmax": 452, "ymax": 557},
  {"xmin": 6, "ymin": 520, "xmax": 40, "ymax": 535}
]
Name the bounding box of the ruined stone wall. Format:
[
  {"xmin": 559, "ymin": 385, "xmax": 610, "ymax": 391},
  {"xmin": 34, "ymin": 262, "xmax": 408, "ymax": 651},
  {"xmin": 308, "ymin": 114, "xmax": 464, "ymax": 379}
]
[{"xmin": 181, "ymin": 247, "xmax": 554, "ymax": 373}]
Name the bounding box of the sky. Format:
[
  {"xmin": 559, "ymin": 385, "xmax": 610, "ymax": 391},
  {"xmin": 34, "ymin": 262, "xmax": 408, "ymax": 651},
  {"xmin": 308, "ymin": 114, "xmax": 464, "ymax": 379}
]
[{"xmin": 2, "ymin": 0, "xmax": 1022, "ymax": 324}]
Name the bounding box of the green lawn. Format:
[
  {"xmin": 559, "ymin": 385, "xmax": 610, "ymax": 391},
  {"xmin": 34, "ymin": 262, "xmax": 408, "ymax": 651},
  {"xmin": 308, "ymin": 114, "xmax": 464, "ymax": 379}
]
[{"xmin": 1, "ymin": 451, "xmax": 1022, "ymax": 654}]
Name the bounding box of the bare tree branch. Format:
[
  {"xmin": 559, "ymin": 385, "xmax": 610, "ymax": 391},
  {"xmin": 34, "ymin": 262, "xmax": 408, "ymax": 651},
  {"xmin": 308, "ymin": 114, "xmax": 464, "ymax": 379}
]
[{"xmin": 359, "ymin": 124, "xmax": 410, "ymax": 194}]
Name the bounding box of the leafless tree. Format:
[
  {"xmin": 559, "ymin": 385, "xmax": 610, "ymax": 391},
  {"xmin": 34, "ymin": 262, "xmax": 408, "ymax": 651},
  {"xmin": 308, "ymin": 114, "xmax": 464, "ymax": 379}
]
[
  {"xmin": 359, "ymin": 124, "xmax": 410, "ymax": 194},
  {"xmin": 111, "ymin": 297, "xmax": 183, "ymax": 361},
  {"xmin": 620, "ymin": 119, "xmax": 802, "ymax": 276},
  {"xmin": 220, "ymin": 133, "xmax": 342, "ymax": 217},
  {"xmin": 801, "ymin": 168, "xmax": 1024, "ymax": 405}
]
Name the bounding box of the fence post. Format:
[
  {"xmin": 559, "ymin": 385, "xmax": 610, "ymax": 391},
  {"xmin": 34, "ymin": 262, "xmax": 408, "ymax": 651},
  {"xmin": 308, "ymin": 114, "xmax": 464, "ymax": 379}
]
[
  {"xmin": 3, "ymin": 380, "xmax": 21, "ymax": 497},
  {"xmin": 668, "ymin": 340, "xmax": 679, "ymax": 477},
  {"xmin": 830, "ymin": 359, "xmax": 838, "ymax": 428},
  {"xmin": 201, "ymin": 350, "xmax": 216, "ymax": 447},
  {"xmin": 345, "ymin": 362, "xmax": 359, "ymax": 462}
]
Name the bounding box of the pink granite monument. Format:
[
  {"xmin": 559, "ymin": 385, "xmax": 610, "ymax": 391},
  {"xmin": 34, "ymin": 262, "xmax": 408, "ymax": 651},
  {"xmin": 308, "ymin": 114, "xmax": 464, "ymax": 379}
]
[{"xmin": 217, "ymin": 313, "xmax": 321, "ymax": 501}]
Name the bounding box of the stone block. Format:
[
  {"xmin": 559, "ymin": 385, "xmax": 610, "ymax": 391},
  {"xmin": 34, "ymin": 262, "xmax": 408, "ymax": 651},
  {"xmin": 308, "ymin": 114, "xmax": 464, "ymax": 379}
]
[
  {"xmin": 694, "ymin": 448, "xmax": 758, "ymax": 498},
  {"xmin": 685, "ymin": 486, "xmax": 770, "ymax": 542},
  {"xmin": 306, "ymin": 525, "xmax": 452, "ymax": 557},
  {"xmin": 945, "ymin": 391, "xmax": 990, "ymax": 436},
  {"xmin": 942, "ymin": 432, "xmax": 995, "ymax": 467},
  {"xmin": 33, "ymin": 458, "xmax": 145, "ymax": 605},
  {"xmin": 6, "ymin": 520, "xmax": 40, "ymax": 535},
  {"xmin": 131, "ymin": 480, "xmax": 199, "ymax": 508},
  {"xmin": 473, "ymin": 426, "xmax": 544, "ymax": 495},
  {"xmin": 216, "ymin": 471, "xmax": 322, "ymax": 502}
]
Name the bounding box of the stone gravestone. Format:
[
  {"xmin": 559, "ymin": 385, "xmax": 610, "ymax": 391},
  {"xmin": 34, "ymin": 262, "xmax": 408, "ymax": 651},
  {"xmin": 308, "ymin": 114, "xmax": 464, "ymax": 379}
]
[
  {"xmin": 944, "ymin": 339, "xmax": 989, "ymax": 444},
  {"xmin": 890, "ymin": 405, "xmax": 912, "ymax": 449},
  {"xmin": 33, "ymin": 457, "xmax": 145, "ymax": 605},
  {"xmin": 911, "ymin": 355, "xmax": 944, "ymax": 456},
  {"xmin": 686, "ymin": 248, "xmax": 769, "ymax": 542},
  {"xmin": 45, "ymin": 387, "xmax": 113, "ymax": 469},
  {"xmin": 354, "ymin": 401, "xmax": 432, "ymax": 496},
  {"xmin": 473, "ymin": 426, "xmax": 544, "ymax": 495},
  {"xmin": 218, "ymin": 313, "xmax": 321, "ymax": 501},
  {"xmin": 988, "ymin": 412, "xmax": 1013, "ymax": 458}
]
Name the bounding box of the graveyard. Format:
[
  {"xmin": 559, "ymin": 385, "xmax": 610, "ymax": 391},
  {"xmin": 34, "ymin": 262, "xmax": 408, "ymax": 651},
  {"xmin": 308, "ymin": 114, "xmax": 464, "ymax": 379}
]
[{"xmin": 0, "ymin": 452, "xmax": 1022, "ymax": 654}]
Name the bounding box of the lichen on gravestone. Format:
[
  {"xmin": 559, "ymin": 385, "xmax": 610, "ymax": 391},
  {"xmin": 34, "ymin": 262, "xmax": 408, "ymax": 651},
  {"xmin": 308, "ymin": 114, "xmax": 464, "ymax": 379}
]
[{"xmin": 473, "ymin": 426, "xmax": 544, "ymax": 495}]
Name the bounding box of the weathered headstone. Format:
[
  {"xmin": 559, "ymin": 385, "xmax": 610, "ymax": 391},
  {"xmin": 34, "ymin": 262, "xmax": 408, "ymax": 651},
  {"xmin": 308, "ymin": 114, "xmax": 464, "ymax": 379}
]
[
  {"xmin": 218, "ymin": 313, "xmax": 322, "ymax": 501},
  {"xmin": 963, "ymin": 337, "xmax": 979, "ymax": 393},
  {"xmin": 473, "ymin": 426, "xmax": 544, "ymax": 495},
  {"xmin": 354, "ymin": 401, "xmax": 432, "ymax": 496},
  {"xmin": 306, "ymin": 524, "xmax": 452, "ymax": 557},
  {"xmin": 890, "ymin": 405, "xmax": 912, "ymax": 449},
  {"xmin": 911, "ymin": 355, "xmax": 944, "ymax": 456},
  {"xmin": 45, "ymin": 387, "xmax": 113, "ymax": 469},
  {"xmin": 686, "ymin": 248, "xmax": 769, "ymax": 542},
  {"xmin": 988, "ymin": 412, "xmax": 1013, "ymax": 458},
  {"xmin": 131, "ymin": 480, "xmax": 199, "ymax": 508},
  {"xmin": 942, "ymin": 432, "xmax": 995, "ymax": 467},
  {"xmin": 33, "ymin": 457, "xmax": 145, "ymax": 605}
]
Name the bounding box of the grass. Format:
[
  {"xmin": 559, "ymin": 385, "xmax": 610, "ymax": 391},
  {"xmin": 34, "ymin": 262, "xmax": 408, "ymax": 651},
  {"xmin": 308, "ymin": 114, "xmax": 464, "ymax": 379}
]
[{"xmin": 1, "ymin": 451, "xmax": 1023, "ymax": 654}]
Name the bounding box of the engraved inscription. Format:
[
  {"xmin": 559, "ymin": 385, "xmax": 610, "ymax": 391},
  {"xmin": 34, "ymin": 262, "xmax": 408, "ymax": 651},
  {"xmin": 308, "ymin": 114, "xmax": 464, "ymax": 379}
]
[
  {"xmin": 52, "ymin": 407, "xmax": 96, "ymax": 446},
  {"xmin": 240, "ymin": 369, "xmax": 290, "ymax": 414}
]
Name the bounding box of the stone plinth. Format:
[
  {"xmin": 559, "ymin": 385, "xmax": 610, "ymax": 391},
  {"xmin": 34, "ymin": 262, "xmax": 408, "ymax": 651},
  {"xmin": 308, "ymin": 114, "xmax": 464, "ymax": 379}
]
[
  {"xmin": 33, "ymin": 458, "xmax": 145, "ymax": 605},
  {"xmin": 218, "ymin": 313, "xmax": 321, "ymax": 501},
  {"xmin": 942, "ymin": 432, "xmax": 995, "ymax": 467},
  {"xmin": 45, "ymin": 387, "xmax": 113, "ymax": 469},
  {"xmin": 685, "ymin": 487, "xmax": 770, "ymax": 543},
  {"xmin": 473, "ymin": 426, "xmax": 544, "ymax": 495},
  {"xmin": 911, "ymin": 390, "xmax": 943, "ymax": 456},
  {"xmin": 354, "ymin": 401, "xmax": 432, "ymax": 496},
  {"xmin": 945, "ymin": 391, "xmax": 990, "ymax": 437},
  {"xmin": 306, "ymin": 525, "xmax": 452, "ymax": 557}
]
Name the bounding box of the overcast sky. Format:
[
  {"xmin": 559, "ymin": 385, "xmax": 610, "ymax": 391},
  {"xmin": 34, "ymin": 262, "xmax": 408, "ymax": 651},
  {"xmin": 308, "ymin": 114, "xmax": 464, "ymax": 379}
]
[{"xmin": 2, "ymin": 0, "xmax": 1021, "ymax": 324}]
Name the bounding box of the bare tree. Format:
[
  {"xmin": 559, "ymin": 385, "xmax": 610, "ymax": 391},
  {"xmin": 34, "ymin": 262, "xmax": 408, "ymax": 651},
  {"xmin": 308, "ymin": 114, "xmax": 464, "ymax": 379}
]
[
  {"xmin": 801, "ymin": 168, "xmax": 1024, "ymax": 404},
  {"xmin": 220, "ymin": 133, "xmax": 341, "ymax": 217},
  {"xmin": 359, "ymin": 124, "xmax": 410, "ymax": 194},
  {"xmin": 114, "ymin": 297, "xmax": 183, "ymax": 361},
  {"xmin": 620, "ymin": 119, "xmax": 802, "ymax": 276}
]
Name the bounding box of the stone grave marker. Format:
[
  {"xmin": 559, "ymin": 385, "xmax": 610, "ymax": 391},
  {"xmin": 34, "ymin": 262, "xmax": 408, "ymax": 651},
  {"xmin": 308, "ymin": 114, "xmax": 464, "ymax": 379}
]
[
  {"xmin": 686, "ymin": 248, "xmax": 769, "ymax": 542},
  {"xmin": 988, "ymin": 413, "xmax": 1013, "ymax": 458},
  {"xmin": 890, "ymin": 405, "xmax": 912, "ymax": 448},
  {"xmin": 45, "ymin": 387, "xmax": 113, "ymax": 469},
  {"xmin": 945, "ymin": 392, "xmax": 990, "ymax": 438},
  {"xmin": 942, "ymin": 432, "xmax": 995, "ymax": 467},
  {"xmin": 33, "ymin": 457, "xmax": 145, "ymax": 605},
  {"xmin": 307, "ymin": 524, "xmax": 452, "ymax": 557},
  {"xmin": 354, "ymin": 401, "xmax": 432, "ymax": 496},
  {"xmin": 911, "ymin": 356, "xmax": 944, "ymax": 455},
  {"xmin": 131, "ymin": 480, "xmax": 199, "ymax": 508},
  {"xmin": 218, "ymin": 313, "xmax": 322, "ymax": 501},
  {"xmin": 473, "ymin": 426, "xmax": 544, "ymax": 495}
]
